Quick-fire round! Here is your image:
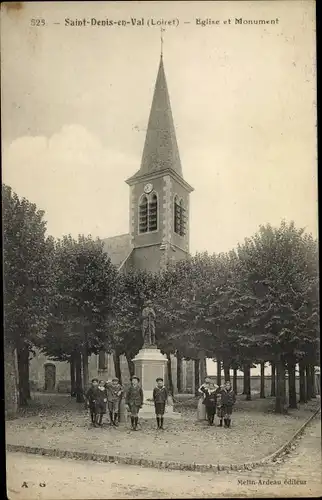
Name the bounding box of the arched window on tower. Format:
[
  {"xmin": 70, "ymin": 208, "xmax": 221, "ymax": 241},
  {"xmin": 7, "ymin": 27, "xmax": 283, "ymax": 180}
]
[
  {"xmin": 139, "ymin": 195, "xmax": 148, "ymax": 233},
  {"xmin": 148, "ymin": 193, "xmax": 158, "ymax": 232},
  {"xmin": 174, "ymin": 196, "xmax": 186, "ymax": 236}
]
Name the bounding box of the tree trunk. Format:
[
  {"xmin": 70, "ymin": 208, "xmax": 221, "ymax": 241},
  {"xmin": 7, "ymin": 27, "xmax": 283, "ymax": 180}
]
[
  {"xmin": 82, "ymin": 346, "xmax": 89, "ymax": 393},
  {"xmin": 4, "ymin": 342, "xmax": 19, "ymax": 419},
  {"xmin": 299, "ymin": 360, "xmax": 307, "ymax": 403},
  {"xmin": 270, "ymin": 362, "xmax": 276, "ymax": 397},
  {"xmin": 176, "ymin": 352, "xmax": 182, "ymax": 393},
  {"xmin": 75, "ymin": 350, "xmax": 84, "ymax": 403},
  {"xmin": 113, "ymin": 351, "xmax": 122, "ymax": 385},
  {"xmin": 233, "ymin": 368, "xmax": 237, "ymax": 394},
  {"xmin": 244, "ymin": 364, "xmax": 251, "ymax": 400},
  {"xmin": 305, "ymin": 364, "xmax": 312, "ymax": 401},
  {"xmin": 310, "ymin": 365, "xmax": 316, "ymax": 398},
  {"xmin": 275, "ymin": 357, "xmax": 287, "ymax": 414},
  {"xmin": 223, "ymin": 359, "xmax": 230, "ymax": 382},
  {"xmin": 70, "ymin": 353, "xmax": 76, "ymax": 397},
  {"xmin": 125, "ymin": 351, "xmax": 135, "ymax": 378},
  {"xmin": 216, "ymin": 358, "xmax": 221, "ymax": 387},
  {"xmin": 199, "ymin": 352, "xmax": 207, "ymax": 383},
  {"xmin": 260, "ymin": 362, "xmax": 265, "ymax": 398},
  {"xmin": 166, "ymin": 353, "xmax": 174, "ymax": 395},
  {"xmin": 194, "ymin": 359, "xmax": 200, "ymax": 396},
  {"xmin": 288, "ymin": 360, "xmax": 297, "ymax": 409},
  {"xmin": 17, "ymin": 345, "xmax": 30, "ymax": 406}
]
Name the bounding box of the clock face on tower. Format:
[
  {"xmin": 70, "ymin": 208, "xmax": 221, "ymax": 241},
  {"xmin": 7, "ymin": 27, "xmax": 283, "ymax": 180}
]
[{"xmin": 144, "ymin": 183, "xmax": 153, "ymax": 194}]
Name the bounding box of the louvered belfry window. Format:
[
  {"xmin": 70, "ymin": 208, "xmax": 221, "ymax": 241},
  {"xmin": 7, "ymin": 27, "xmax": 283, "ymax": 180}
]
[
  {"xmin": 139, "ymin": 193, "xmax": 158, "ymax": 233},
  {"xmin": 139, "ymin": 195, "xmax": 148, "ymax": 233},
  {"xmin": 148, "ymin": 193, "xmax": 158, "ymax": 231},
  {"xmin": 174, "ymin": 196, "xmax": 186, "ymax": 236}
]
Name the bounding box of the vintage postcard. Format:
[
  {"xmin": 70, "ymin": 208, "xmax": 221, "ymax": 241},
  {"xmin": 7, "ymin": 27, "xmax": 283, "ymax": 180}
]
[{"xmin": 2, "ymin": 1, "xmax": 319, "ymax": 499}]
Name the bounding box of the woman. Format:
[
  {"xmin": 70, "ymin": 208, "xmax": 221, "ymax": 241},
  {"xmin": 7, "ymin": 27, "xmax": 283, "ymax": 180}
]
[{"xmin": 197, "ymin": 377, "xmax": 211, "ymax": 422}]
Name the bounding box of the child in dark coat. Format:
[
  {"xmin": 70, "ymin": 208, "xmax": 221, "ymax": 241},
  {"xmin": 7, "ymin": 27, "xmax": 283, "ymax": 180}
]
[
  {"xmin": 125, "ymin": 376, "xmax": 144, "ymax": 431},
  {"xmin": 153, "ymin": 377, "xmax": 168, "ymax": 429},
  {"xmin": 95, "ymin": 380, "xmax": 107, "ymax": 426},
  {"xmin": 200, "ymin": 381, "xmax": 220, "ymax": 426},
  {"xmin": 220, "ymin": 380, "xmax": 236, "ymax": 428},
  {"xmin": 85, "ymin": 378, "xmax": 99, "ymax": 426},
  {"xmin": 106, "ymin": 377, "xmax": 123, "ymax": 426}
]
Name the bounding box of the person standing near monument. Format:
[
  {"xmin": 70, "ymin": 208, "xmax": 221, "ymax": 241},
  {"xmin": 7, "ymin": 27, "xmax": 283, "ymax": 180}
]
[
  {"xmin": 125, "ymin": 376, "xmax": 144, "ymax": 431},
  {"xmin": 85, "ymin": 378, "xmax": 99, "ymax": 427},
  {"xmin": 220, "ymin": 380, "xmax": 236, "ymax": 428},
  {"xmin": 106, "ymin": 377, "xmax": 123, "ymax": 427},
  {"xmin": 153, "ymin": 377, "xmax": 168, "ymax": 430},
  {"xmin": 199, "ymin": 380, "xmax": 219, "ymax": 426}
]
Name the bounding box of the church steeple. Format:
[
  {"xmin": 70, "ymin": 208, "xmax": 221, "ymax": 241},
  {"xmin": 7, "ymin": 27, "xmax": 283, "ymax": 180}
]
[
  {"xmin": 128, "ymin": 55, "xmax": 183, "ymax": 180},
  {"xmin": 125, "ymin": 52, "xmax": 193, "ymax": 274}
]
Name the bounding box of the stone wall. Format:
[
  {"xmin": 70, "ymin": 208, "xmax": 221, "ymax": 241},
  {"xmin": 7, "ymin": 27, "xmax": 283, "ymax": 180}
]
[{"xmin": 29, "ymin": 349, "xmax": 194, "ymax": 394}]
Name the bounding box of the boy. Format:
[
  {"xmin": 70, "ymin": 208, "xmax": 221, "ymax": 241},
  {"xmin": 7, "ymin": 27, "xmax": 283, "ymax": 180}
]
[
  {"xmin": 85, "ymin": 378, "xmax": 99, "ymax": 426},
  {"xmin": 125, "ymin": 376, "xmax": 144, "ymax": 431},
  {"xmin": 220, "ymin": 380, "xmax": 236, "ymax": 428},
  {"xmin": 199, "ymin": 381, "xmax": 219, "ymax": 426},
  {"xmin": 153, "ymin": 377, "xmax": 168, "ymax": 430},
  {"xmin": 106, "ymin": 377, "xmax": 123, "ymax": 426}
]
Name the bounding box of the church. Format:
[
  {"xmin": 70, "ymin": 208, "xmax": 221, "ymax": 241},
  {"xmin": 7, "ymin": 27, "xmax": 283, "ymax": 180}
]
[{"xmin": 30, "ymin": 52, "xmax": 197, "ymax": 394}]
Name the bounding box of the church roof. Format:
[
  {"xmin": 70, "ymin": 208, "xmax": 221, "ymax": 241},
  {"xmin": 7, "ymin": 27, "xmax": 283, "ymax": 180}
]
[
  {"xmin": 102, "ymin": 233, "xmax": 132, "ymax": 269},
  {"xmin": 128, "ymin": 55, "xmax": 183, "ymax": 181}
]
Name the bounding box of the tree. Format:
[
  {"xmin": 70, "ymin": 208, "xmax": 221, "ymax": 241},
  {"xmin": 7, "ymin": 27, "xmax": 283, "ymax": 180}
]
[
  {"xmin": 41, "ymin": 235, "xmax": 118, "ymax": 401},
  {"xmin": 3, "ymin": 185, "xmax": 54, "ymax": 412},
  {"xmin": 232, "ymin": 221, "xmax": 318, "ymax": 413}
]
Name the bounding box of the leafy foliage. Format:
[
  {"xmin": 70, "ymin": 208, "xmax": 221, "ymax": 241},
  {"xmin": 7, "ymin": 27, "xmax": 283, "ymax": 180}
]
[
  {"xmin": 3, "ymin": 184, "xmax": 54, "ymax": 349},
  {"xmin": 41, "ymin": 235, "xmax": 118, "ymax": 360}
]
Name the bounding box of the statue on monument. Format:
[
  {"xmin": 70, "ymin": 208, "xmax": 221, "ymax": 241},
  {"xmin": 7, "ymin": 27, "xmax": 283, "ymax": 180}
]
[{"xmin": 142, "ymin": 300, "xmax": 156, "ymax": 346}]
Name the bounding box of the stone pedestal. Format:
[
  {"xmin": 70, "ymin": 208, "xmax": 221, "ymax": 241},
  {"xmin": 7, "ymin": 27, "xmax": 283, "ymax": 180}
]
[{"xmin": 132, "ymin": 347, "xmax": 181, "ymax": 419}]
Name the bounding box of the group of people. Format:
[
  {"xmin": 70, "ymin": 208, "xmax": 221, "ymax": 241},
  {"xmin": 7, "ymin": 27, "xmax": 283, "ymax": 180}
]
[
  {"xmin": 85, "ymin": 375, "xmax": 236, "ymax": 431},
  {"xmin": 85, "ymin": 377, "xmax": 124, "ymax": 428},
  {"xmin": 198, "ymin": 378, "xmax": 236, "ymax": 428},
  {"xmin": 85, "ymin": 376, "xmax": 168, "ymax": 431}
]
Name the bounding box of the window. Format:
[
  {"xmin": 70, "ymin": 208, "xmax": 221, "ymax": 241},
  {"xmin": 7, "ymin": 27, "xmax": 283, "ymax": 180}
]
[
  {"xmin": 139, "ymin": 192, "xmax": 158, "ymax": 233},
  {"xmin": 148, "ymin": 193, "xmax": 158, "ymax": 232},
  {"xmin": 139, "ymin": 195, "xmax": 148, "ymax": 233},
  {"xmin": 174, "ymin": 196, "xmax": 186, "ymax": 236}
]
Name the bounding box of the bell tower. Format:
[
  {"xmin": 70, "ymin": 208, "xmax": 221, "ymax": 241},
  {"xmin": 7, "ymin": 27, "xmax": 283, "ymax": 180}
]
[{"xmin": 126, "ymin": 54, "xmax": 194, "ymax": 273}]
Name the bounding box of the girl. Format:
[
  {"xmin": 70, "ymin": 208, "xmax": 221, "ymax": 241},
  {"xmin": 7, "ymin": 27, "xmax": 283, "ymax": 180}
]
[
  {"xmin": 198, "ymin": 377, "xmax": 211, "ymax": 421},
  {"xmin": 95, "ymin": 380, "xmax": 108, "ymax": 426},
  {"xmin": 200, "ymin": 381, "xmax": 219, "ymax": 426}
]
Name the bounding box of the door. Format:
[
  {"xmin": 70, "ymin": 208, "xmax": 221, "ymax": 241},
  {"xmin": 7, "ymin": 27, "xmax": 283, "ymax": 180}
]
[{"xmin": 44, "ymin": 364, "xmax": 56, "ymax": 392}]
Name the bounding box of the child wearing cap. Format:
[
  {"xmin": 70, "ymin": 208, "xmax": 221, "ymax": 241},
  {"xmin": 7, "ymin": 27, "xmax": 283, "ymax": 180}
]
[
  {"xmin": 106, "ymin": 377, "xmax": 124, "ymax": 426},
  {"xmin": 153, "ymin": 377, "xmax": 168, "ymax": 429},
  {"xmin": 125, "ymin": 376, "xmax": 144, "ymax": 431}
]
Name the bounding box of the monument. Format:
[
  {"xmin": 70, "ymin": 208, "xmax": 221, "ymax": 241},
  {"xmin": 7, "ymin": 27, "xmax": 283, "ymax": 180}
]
[{"xmin": 132, "ymin": 301, "xmax": 181, "ymax": 419}]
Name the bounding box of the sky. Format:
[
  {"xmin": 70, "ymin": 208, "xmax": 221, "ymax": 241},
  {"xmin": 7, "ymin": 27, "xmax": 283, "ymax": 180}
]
[{"xmin": 1, "ymin": 1, "xmax": 317, "ymax": 255}]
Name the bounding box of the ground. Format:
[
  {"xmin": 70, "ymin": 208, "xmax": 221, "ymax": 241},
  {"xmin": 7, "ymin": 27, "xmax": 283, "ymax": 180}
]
[
  {"xmin": 5, "ymin": 393, "xmax": 319, "ymax": 467},
  {"xmin": 6, "ymin": 415, "xmax": 321, "ymax": 499}
]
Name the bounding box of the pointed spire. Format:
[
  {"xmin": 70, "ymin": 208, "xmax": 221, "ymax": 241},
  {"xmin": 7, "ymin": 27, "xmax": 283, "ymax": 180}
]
[{"xmin": 133, "ymin": 52, "xmax": 183, "ymax": 178}]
